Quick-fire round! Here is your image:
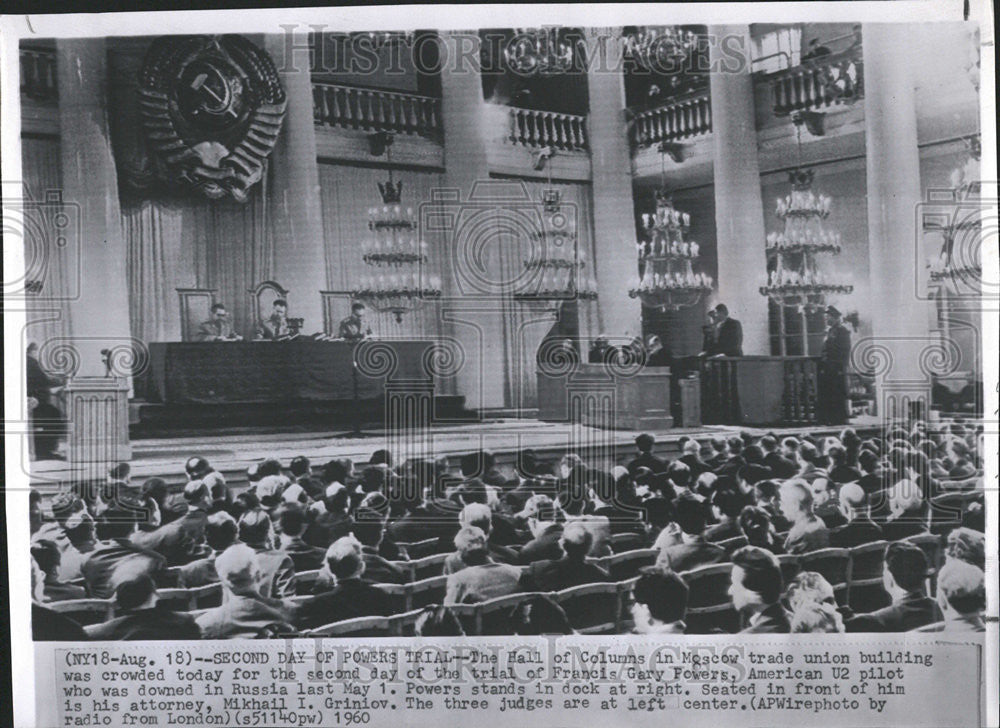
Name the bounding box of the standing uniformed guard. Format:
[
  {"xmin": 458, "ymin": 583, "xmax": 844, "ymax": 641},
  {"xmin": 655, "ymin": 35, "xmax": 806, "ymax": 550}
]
[{"xmin": 818, "ymin": 305, "xmax": 852, "ymax": 425}]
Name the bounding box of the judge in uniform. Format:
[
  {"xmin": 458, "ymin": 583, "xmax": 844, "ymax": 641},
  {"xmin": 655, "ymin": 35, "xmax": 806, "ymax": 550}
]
[
  {"xmin": 338, "ymin": 302, "xmax": 371, "ymax": 342},
  {"xmin": 258, "ymin": 299, "xmax": 291, "ymax": 340},
  {"xmin": 196, "ymin": 303, "xmax": 241, "ymax": 341},
  {"xmin": 818, "ymin": 305, "xmax": 851, "ymax": 425}
]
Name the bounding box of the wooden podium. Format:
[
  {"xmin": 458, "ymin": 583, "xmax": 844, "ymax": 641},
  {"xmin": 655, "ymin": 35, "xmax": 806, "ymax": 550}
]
[
  {"xmin": 65, "ymin": 376, "xmax": 131, "ymax": 466},
  {"xmin": 537, "ymin": 364, "xmax": 673, "ymax": 431}
]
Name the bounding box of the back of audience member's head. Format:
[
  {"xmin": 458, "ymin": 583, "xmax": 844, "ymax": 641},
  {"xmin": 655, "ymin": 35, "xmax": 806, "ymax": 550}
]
[
  {"xmin": 785, "ymin": 570, "xmax": 836, "ymax": 611},
  {"xmin": 459, "ymin": 450, "xmax": 494, "ymax": 478},
  {"xmin": 246, "ymin": 462, "xmax": 263, "ymax": 483},
  {"xmin": 727, "ymin": 437, "xmax": 743, "ymax": 455},
  {"xmin": 31, "ymin": 539, "xmax": 60, "ymax": 577},
  {"xmin": 183, "ymin": 479, "xmax": 211, "ymax": 508},
  {"xmin": 325, "ymin": 537, "xmax": 365, "ymax": 580},
  {"xmin": 457, "ymin": 478, "xmax": 489, "ymax": 505},
  {"xmin": 738, "ymin": 464, "xmax": 771, "ymax": 487},
  {"xmin": 351, "ymin": 507, "xmax": 385, "ymax": 548},
  {"xmin": 710, "ymin": 436, "xmax": 727, "ymax": 453},
  {"xmin": 205, "ymin": 511, "xmax": 239, "ymax": 553},
  {"xmin": 682, "ymin": 439, "xmax": 701, "ymax": 457},
  {"xmin": 858, "ymin": 449, "xmax": 880, "ymax": 474},
  {"xmin": 509, "ymin": 595, "xmax": 573, "ymax": 635},
  {"xmin": 643, "ymin": 497, "xmax": 674, "ymax": 531},
  {"xmin": 675, "ymin": 492, "xmax": 708, "ymax": 536},
  {"xmin": 798, "ymin": 441, "xmax": 824, "ymax": 468},
  {"xmin": 666, "ymin": 460, "xmax": 692, "ymax": 490},
  {"xmin": 139, "ymin": 478, "xmax": 169, "ymax": 508},
  {"xmin": 96, "ymin": 508, "xmax": 139, "ymax": 541},
  {"xmin": 779, "ymin": 480, "xmax": 813, "ymax": 519},
  {"xmin": 936, "ymin": 559, "xmax": 985, "ymax": 617},
  {"xmin": 694, "ymin": 472, "xmax": 717, "ymax": 499},
  {"xmin": 888, "ymin": 478, "xmax": 923, "ymax": 516},
  {"xmin": 743, "ymin": 445, "xmax": 764, "ymax": 465},
  {"xmin": 215, "ymin": 544, "xmax": 261, "ymax": 593},
  {"xmin": 233, "ymin": 491, "xmax": 260, "ymax": 518},
  {"xmin": 738, "ymin": 505, "xmax": 774, "ymax": 547},
  {"xmin": 635, "ymin": 433, "xmax": 655, "ymax": 453},
  {"xmin": 782, "ymin": 437, "xmax": 801, "ymax": 454},
  {"xmin": 946, "ymin": 527, "xmax": 985, "ymax": 570},
  {"xmin": 754, "ymin": 479, "xmax": 781, "ymax": 505},
  {"xmin": 760, "ymin": 436, "xmax": 778, "ymax": 453},
  {"xmin": 289, "ymin": 456, "xmax": 311, "ymax": 478},
  {"xmin": 238, "ymin": 509, "xmax": 273, "ymax": 549},
  {"xmin": 838, "ymin": 482, "xmax": 867, "ymax": 514},
  {"xmin": 884, "ymin": 541, "xmax": 928, "ymax": 593},
  {"xmin": 459, "ymin": 503, "xmax": 492, "ymax": 534},
  {"xmin": 560, "ymin": 521, "xmax": 593, "ymax": 560},
  {"xmin": 711, "ymin": 485, "xmax": 744, "ymax": 521},
  {"xmin": 369, "ymin": 449, "xmax": 393, "ymax": 468},
  {"xmin": 632, "ymin": 569, "xmax": 689, "ymax": 628},
  {"xmin": 50, "ymin": 492, "xmax": 85, "ymax": 525},
  {"xmin": 415, "ymin": 606, "xmax": 465, "ymax": 636},
  {"xmin": 321, "ymin": 459, "xmax": 351, "ymax": 486},
  {"xmin": 115, "ymin": 574, "xmax": 157, "ymax": 611},
  {"xmin": 185, "ymin": 456, "xmax": 212, "ymax": 480},
  {"xmin": 454, "ymin": 526, "xmax": 489, "ymax": 565},
  {"xmin": 731, "ymin": 546, "xmax": 783, "ymax": 607},
  {"xmin": 277, "ymin": 504, "xmax": 308, "ymax": 539},
  {"xmin": 790, "ymin": 601, "xmax": 844, "ymax": 633},
  {"xmin": 255, "ymin": 475, "xmax": 287, "ymax": 509},
  {"xmin": 64, "ymin": 511, "xmax": 96, "ymax": 547},
  {"xmin": 258, "ymin": 459, "xmax": 283, "ymax": 478},
  {"xmin": 323, "ymin": 483, "xmax": 351, "ymax": 514}
]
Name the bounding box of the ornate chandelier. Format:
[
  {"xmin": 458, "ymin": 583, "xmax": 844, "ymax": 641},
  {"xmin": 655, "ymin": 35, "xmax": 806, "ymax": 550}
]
[
  {"xmin": 504, "ymin": 27, "xmax": 576, "ymax": 76},
  {"xmin": 760, "ymin": 168, "xmax": 853, "ymax": 312},
  {"xmin": 628, "ymin": 190, "xmax": 712, "ymax": 311},
  {"xmin": 624, "ymin": 26, "xmax": 699, "ymax": 71},
  {"xmin": 514, "ymin": 200, "xmax": 598, "ymax": 304},
  {"xmin": 928, "ymin": 135, "xmax": 981, "ymax": 285},
  {"xmin": 353, "ymin": 135, "xmax": 441, "ymax": 323}
]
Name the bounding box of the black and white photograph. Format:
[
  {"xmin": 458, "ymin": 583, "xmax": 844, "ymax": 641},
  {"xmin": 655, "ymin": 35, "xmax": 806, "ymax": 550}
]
[{"xmin": 3, "ymin": 3, "xmax": 996, "ymax": 727}]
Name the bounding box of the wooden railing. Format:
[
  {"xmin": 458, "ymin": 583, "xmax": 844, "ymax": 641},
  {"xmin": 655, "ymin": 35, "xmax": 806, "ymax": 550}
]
[
  {"xmin": 507, "ymin": 106, "xmax": 588, "ymax": 152},
  {"xmin": 767, "ymin": 49, "xmax": 864, "ymax": 117},
  {"xmin": 702, "ymin": 356, "xmax": 821, "ymax": 425},
  {"xmin": 20, "ymin": 47, "xmax": 57, "ymax": 102},
  {"xmin": 629, "ymin": 90, "xmax": 712, "ymax": 149},
  {"xmin": 312, "ymin": 82, "xmax": 441, "ymax": 139}
]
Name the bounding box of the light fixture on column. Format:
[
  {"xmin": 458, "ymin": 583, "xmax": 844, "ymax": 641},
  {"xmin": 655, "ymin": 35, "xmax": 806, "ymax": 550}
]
[
  {"xmin": 628, "ymin": 148, "xmax": 712, "ymax": 311},
  {"xmin": 354, "ymin": 132, "xmax": 441, "ymax": 323},
  {"xmin": 624, "ymin": 26, "xmax": 698, "ymax": 71},
  {"xmin": 928, "ymin": 134, "xmax": 981, "ymax": 285},
  {"xmin": 504, "ymin": 27, "xmax": 577, "ymax": 76}
]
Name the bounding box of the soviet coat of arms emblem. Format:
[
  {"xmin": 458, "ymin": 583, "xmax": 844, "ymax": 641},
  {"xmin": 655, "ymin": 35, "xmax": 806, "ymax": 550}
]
[{"xmin": 137, "ymin": 34, "xmax": 287, "ymax": 202}]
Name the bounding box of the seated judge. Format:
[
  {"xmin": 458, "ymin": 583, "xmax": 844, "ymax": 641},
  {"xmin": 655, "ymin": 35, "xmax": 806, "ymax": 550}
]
[
  {"xmin": 338, "ymin": 302, "xmax": 371, "ymax": 342},
  {"xmin": 257, "ymin": 298, "xmax": 294, "ymax": 340},
  {"xmin": 196, "ymin": 302, "xmax": 242, "ymax": 341}
]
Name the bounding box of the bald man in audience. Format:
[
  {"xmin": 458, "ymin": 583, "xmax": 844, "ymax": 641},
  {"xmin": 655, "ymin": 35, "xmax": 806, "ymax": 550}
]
[
  {"xmin": 445, "ymin": 527, "xmax": 522, "ymax": 604},
  {"xmin": 918, "ymin": 559, "xmax": 986, "ymax": 632},
  {"xmin": 779, "ymin": 480, "xmax": 830, "ymax": 555},
  {"xmin": 294, "ymin": 538, "xmax": 392, "ymax": 629},
  {"xmin": 829, "ymin": 483, "xmax": 883, "ymax": 548},
  {"xmin": 196, "ymin": 545, "xmax": 293, "ymax": 639},
  {"xmin": 847, "ymin": 542, "xmax": 942, "ymax": 632},
  {"xmin": 238, "ymin": 510, "xmax": 296, "ymax": 598},
  {"xmin": 518, "ymin": 521, "xmax": 610, "ymax": 592}
]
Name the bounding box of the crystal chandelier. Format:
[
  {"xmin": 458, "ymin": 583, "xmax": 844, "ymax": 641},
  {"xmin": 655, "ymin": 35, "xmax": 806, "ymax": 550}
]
[
  {"xmin": 353, "ymin": 136, "xmax": 441, "ymax": 323},
  {"xmin": 928, "ymin": 135, "xmax": 981, "ymax": 285},
  {"xmin": 504, "ymin": 27, "xmax": 576, "ymax": 76},
  {"xmin": 514, "ymin": 200, "xmax": 598, "ymax": 304},
  {"xmin": 628, "ymin": 190, "xmax": 712, "ymax": 311},
  {"xmin": 624, "ymin": 26, "xmax": 699, "ymax": 71},
  {"xmin": 760, "ymin": 168, "xmax": 853, "ymax": 312}
]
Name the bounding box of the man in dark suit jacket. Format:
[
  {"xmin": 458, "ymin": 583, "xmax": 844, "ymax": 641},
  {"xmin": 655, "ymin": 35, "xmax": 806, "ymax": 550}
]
[
  {"xmin": 131, "ymin": 480, "xmax": 212, "ymax": 566},
  {"xmin": 678, "ymin": 439, "xmax": 713, "ymax": 478},
  {"xmin": 730, "ymin": 546, "xmax": 791, "ymax": 633},
  {"xmin": 760, "ymin": 436, "xmax": 798, "ymax": 479},
  {"xmin": 626, "ymin": 433, "xmax": 667, "ymax": 476},
  {"xmin": 655, "ymin": 493, "xmax": 726, "ymax": 572},
  {"xmin": 846, "ymin": 542, "xmax": 942, "ymax": 632},
  {"xmin": 82, "ymin": 508, "xmax": 168, "ymax": 599},
  {"xmin": 829, "ymin": 484, "xmax": 883, "ymax": 548},
  {"xmin": 277, "ymin": 504, "xmax": 327, "ymax": 573},
  {"xmin": 352, "ymin": 508, "xmax": 407, "ymax": 584},
  {"xmin": 294, "ymin": 538, "xmax": 392, "ymax": 630},
  {"xmin": 519, "ymin": 522, "xmax": 610, "ymax": 592},
  {"xmin": 304, "ymin": 484, "xmax": 354, "ymax": 549},
  {"xmin": 706, "ymin": 304, "xmax": 743, "ymax": 357},
  {"xmin": 85, "ymin": 575, "xmax": 201, "ymax": 640},
  {"xmin": 196, "ymin": 303, "xmax": 241, "ymax": 341}
]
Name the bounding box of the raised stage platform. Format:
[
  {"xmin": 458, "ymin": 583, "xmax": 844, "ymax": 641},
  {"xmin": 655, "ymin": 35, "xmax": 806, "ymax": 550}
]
[{"xmin": 28, "ymin": 415, "xmax": 882, "ymax": 491}]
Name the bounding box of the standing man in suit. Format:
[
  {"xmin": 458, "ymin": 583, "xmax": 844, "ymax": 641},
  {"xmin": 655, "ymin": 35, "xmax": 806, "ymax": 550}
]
[
  {"xmin": 730, "ymin": 546, "xmax": 791, "ymax": 633},
  {"xmin": 26, "ymin": 342, "xmax": 66, "ymax": 460},
  {"xmin": 818, "ymin": 305, "xmax": 852, "ymax": 425},
  {"xmin": 197, "ymin": 302, "xmax": 242, "ymax": 341},
  {"xmin": 706, "ymin": 304, "xmax": 743, "ymax": 357}
]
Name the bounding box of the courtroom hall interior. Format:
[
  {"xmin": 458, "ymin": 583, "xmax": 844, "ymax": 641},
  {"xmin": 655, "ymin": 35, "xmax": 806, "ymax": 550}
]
[{"xmin": 21, "ymin": 24, "xmax": 986, "ymax": 639}]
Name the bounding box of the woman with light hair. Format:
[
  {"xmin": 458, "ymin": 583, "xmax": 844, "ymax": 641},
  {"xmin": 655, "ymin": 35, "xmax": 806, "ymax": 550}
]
[
  {"xmin": 785, "ymin": 571, "xmax": 837, "ymax": 612},
  {"xmin": 790, "ymin": 601, "xmax": 845, "ymax": 633},
  {"xmin": 881, "ymin": 478, "xmax": 928, "ymax": 541}
]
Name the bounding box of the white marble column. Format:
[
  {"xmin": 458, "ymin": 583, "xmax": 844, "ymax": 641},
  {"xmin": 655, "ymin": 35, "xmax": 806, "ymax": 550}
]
[
  {"xmin": 265, "ymin": 32, "xmax": 327, "ymax": 332},
  {"xmin": 708, "ymin": 25, "xmax": 769, "ymax": 354},
  {"xmin": 862, "ymin": 24, "xmax": 930, "ymax": 418},
  {"xmin": 585, "ymin": 27, "xmax": 644, "ymax": 340}
]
